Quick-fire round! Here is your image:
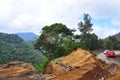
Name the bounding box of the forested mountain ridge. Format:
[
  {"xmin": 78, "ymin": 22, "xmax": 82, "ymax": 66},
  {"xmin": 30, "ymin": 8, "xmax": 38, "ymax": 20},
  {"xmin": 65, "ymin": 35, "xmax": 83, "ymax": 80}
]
[
  {"xmin": 0, "ymin": 32, "xmax": 44, "ymax": 66},
  {"xmin": 16, "ymin": 32, "xmax": 39, "ymax": 41}
]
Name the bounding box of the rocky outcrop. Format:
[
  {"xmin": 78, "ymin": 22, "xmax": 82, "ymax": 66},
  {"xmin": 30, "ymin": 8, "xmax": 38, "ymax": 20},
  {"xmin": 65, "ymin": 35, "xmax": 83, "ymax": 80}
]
[{"xmin": 0, "ymin": 61, "xmax": 45, "ymax": 80}]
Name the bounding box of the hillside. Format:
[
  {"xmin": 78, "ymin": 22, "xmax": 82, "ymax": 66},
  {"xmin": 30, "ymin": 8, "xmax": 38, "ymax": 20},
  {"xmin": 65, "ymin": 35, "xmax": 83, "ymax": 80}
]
[
  {"xmin": 0, "ymin": 32, "xmax": 44, "ymax": 66},
  {"xmin": 0, "ymin": 48, "xmax": 120, "ymax": 80},
  {"xmin": 114, "ymin": 32, "xmax": 120, "ymax": 40},
  {"xmin": 16, "ymin": 32, "xmax": 39, "ymax": 41}
]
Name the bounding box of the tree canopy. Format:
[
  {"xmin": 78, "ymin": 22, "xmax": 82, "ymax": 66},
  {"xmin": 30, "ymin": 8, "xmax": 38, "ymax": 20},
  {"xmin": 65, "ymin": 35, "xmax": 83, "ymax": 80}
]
[{"xmin": 34, "ymin": 23, "xmax": 75, "ymax": 60}]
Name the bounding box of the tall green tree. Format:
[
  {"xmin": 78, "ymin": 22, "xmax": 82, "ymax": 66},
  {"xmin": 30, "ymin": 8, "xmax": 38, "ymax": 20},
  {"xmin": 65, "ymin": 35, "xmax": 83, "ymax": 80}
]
[
  {"xmin": 34, "ymin": 23, "xmax": 73, "ymax": 60},
  {"xmin": 78, "ymin": 13, "xmax": 93, "ymax": 34},
  {"xmin": 78, "ymin": 13, "xmax": 98, "ymax": 50}
]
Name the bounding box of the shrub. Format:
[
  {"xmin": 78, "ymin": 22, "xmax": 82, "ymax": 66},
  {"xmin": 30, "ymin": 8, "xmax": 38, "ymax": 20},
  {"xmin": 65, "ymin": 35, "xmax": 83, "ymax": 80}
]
[{"xmin": 35, "ymin": 58, "xmax": 49, "ymax": 73}]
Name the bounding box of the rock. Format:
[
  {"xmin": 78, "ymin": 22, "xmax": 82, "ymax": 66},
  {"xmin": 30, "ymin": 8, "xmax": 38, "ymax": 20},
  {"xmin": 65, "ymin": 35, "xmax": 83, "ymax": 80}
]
[{"xmin": 0, "ymin": 61, "xmax": 45, "ymax": 80}]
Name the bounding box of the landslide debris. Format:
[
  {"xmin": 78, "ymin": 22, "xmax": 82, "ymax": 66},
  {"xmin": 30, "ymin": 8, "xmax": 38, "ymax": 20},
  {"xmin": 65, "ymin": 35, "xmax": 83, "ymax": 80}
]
[
  {"xmin": 44, "ymin": 48, "xmax": 111, "ymax": 80},
  {"xmin": 0, "ymin": 61, "xmax": 45, "ymax": 80},
  {"xmin": 1, "ymin": 48, "xmax": 120, "ymax": 80},
  {"xmin": 59, "ymin": 48, "xmax": 100, "ymax": 67},
  {"xmin": 106, "ymin": 63, "xmax": 120, "ymax": 80}
]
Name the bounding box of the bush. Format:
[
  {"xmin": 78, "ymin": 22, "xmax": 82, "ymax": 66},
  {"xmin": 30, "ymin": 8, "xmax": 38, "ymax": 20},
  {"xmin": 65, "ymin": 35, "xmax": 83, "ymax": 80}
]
[{"xmin": 35, "ymin": 58, "xmax": 49, "ymax": 73}]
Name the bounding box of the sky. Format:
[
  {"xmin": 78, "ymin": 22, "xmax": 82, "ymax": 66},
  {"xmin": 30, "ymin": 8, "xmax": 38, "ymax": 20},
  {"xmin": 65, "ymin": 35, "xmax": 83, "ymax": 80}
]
[{"xmin": 0, "ymin": 0, "xmax": 120, "ymax": 38}]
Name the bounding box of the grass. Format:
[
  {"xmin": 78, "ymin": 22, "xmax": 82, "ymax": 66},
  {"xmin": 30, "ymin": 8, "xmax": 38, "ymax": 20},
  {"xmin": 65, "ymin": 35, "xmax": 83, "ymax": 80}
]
[{"xmin": 52, "ymin": 56, "xmax": 64, "ymax": 62}]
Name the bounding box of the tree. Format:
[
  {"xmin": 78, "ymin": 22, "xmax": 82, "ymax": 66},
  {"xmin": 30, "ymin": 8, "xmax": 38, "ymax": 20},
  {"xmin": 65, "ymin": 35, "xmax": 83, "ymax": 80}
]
[
  {"xmin": 97, "ymin": 38, "xmax": 104, "ymax": 50},
  {"xmin": 78, "ymin": 13, "xmax": 98, "ymax": 50},
  {"xmin": 103, "ymin": 36, "xmax": 120, "ymax": 50},
  {"xmin": 78, "ymin": 13, "xmax": 93, "ymax": 34},
  {"xmin": 34, "ymin": 23, "xmax": 73, "ymax": 60},
  {"xmin": 87, "ymin": 33, "xmax": 99, "ymax": 50}
]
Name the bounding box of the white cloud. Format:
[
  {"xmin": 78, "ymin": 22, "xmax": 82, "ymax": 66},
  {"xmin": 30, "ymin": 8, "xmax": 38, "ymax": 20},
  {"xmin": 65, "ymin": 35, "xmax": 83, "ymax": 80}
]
[
  {"xmin": 10, "ymin": 13, "xmax": 34, "ymax": 29},
  {"xmin": 0, "ymin": 0, "xmax": 120, "ymax": 38},
  {"xmin": 93, "ymin": 24, "xmax": 120, "ymax": 38},
  {"xmin": 0, "ymin": 0, "xmax": 13, "ymax": 23},
  {"xmin": 111, "ymin": 17, "xmax": 120, "ymax": 26}
]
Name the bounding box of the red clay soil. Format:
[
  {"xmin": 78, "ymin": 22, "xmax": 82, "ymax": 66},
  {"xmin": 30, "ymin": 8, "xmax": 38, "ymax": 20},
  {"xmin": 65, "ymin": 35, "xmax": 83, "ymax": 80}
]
[
  {"xmin": 44, "ymin": 61, "xmax": 65, "ymax": 75},
  {"xmin": 0, "ymin": 61, "xmax": 44, "ymax": 80},
  {"xmin": 59, "ymin": 48, "xmax": 100, "ymax": 67},
  {"xmin": 44, "ymin": 48, "xmax": 120, "ymax": 80},
  {"xmin": 106, "ymin": 65, "xmax": 120, "ymax": 80},
  {"xmin": 50, "ymin": 63, "xmax": 109, "ymax": 80},
  {"xmin": 44, "ymin": 48, "xmax": 110, "ymax": 80}
]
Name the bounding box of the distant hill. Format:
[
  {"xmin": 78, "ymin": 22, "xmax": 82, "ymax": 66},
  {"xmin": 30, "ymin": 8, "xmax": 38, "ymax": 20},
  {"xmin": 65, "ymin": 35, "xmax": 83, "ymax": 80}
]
[
  {"xmin": 0, "ymin": 32, "xmax": 44, "ymax": 66},
  {"xmin": 113, "ymin": 32, "xmax": 120, "ymax": 40},
  {"xmin": 16, "ymin": 32, "xmax": 39, "ymax": 41}
]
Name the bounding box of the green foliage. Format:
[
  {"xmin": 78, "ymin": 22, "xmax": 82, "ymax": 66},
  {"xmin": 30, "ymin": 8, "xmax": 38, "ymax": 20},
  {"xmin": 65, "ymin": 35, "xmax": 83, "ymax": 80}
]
[
  {"xmin": 77, "ymin": 13, "xmax": 99, "ymax": 50},
  {"xmin": 54, "ymin": 46, "xmax": 66, "ymax": 58},
  {"xmin": 86, "ymin": 33, "xmax": 99, "ymax": 50},
  {"xmin": 0, "ymin": 33, "xmax": 45, "ymax": 66},
  {"xmin": 103, "ymin": 36, "xmax": 120, "ymax": 50},
  {"xmin": 78, "ymin": 13, "xmax": 93, "ymax": 34},
  {"xmin": 97, "ymin": 38, "xmax": 104, "ymax": 50},
  {"xmin": 34, "ymin": 14, "xmax": 120, "ymax": 63},
  {"xmin": 35, "ymin": 58, "xmax": 49, "ymax": 73},
  {"xmin": 63, "ymin": 36, "xmax": 82, "ymax": 53},
  {"xmin": 35, "ymin": 23, "xmax": 74, "ymax": 60},
  {"xmin": 114, "ymin": 32, "xmax": 120, "ymax": 40}
]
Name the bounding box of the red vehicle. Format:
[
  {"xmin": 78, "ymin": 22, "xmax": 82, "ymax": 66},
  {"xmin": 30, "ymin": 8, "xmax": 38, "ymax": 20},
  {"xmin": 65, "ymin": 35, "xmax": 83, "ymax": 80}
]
[{"xmin": 105, "ymin": 51, "xmax": 116, "ymax": 57}]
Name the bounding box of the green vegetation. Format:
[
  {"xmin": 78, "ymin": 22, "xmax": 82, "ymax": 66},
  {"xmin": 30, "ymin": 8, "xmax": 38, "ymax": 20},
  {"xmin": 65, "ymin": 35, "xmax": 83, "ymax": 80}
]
[
  {"xmin": 1, "ymin": 13, "xmax": 120, "ymax": 74},
  {"xmin": 114, "ymin": 32, "xmax": 120, "ymax": 40},
  {"xmin": 35, "ymin": 58, "xmax": 49, "ymax": 73},
  {"xmin": 35, "ymin": 13, "xmax": 120, "ymax": 62},
  {"xmin": 34, "ymin": 23, "xmax": 75, "ymax": 60},
  {"xmin": 0, "ymin": 33, "xmax": 45, "ymax": 67},
  {"xmin": 77, "ymin": 13, "xmax": 98, "ymax": 50},
  {"xmin": 103, "ymin": 36, "xmax": 120, "ymax": 50}
]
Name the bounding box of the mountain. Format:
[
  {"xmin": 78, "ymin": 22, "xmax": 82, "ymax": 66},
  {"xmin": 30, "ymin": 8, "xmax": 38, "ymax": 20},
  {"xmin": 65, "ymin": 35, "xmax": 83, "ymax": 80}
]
[
  {"xmin": 0, "ymin": 32, "xmax": 44, "ymax": 66},
  {"xmin": 16, "ymin": 32, "xmax": 39, "ymax": 41}
]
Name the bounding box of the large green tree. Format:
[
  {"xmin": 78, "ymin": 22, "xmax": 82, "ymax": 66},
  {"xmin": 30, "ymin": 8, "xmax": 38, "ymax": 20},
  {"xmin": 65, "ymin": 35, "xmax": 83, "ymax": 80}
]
[{"xmin": 34, "ymin": 23, "xmax": 73, "ymax": 60}]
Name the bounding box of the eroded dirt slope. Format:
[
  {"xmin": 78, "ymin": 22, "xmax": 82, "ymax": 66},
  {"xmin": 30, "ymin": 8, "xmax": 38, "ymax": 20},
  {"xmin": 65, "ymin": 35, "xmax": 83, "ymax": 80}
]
[
  {"xmin": 45, "ymin": 48, "xmax": 111, "ymax": 80},
  {"xmin": 50, "ymin": 63, "xmax": 109, "ymax": 80},
  {"xmin": 59, "ymin": 48, "xmax": 100, "ymax": 67},
  {"xmin": 0, "ymin": 61, "xmax": 45, "ymax": 80}
]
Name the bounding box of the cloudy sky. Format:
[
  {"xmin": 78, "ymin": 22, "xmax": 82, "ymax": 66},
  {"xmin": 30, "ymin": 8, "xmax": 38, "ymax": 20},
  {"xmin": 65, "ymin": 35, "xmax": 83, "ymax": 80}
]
[{"xmin": 0, "ymin": 0, "xmax": 120, "ymax": 38}]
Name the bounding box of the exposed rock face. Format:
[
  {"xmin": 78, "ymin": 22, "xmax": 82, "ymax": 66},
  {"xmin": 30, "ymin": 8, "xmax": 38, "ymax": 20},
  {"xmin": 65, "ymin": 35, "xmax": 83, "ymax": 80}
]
[{"xmin": 0, "ymin": 61, "xmax": 45, "ymax": 80}]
